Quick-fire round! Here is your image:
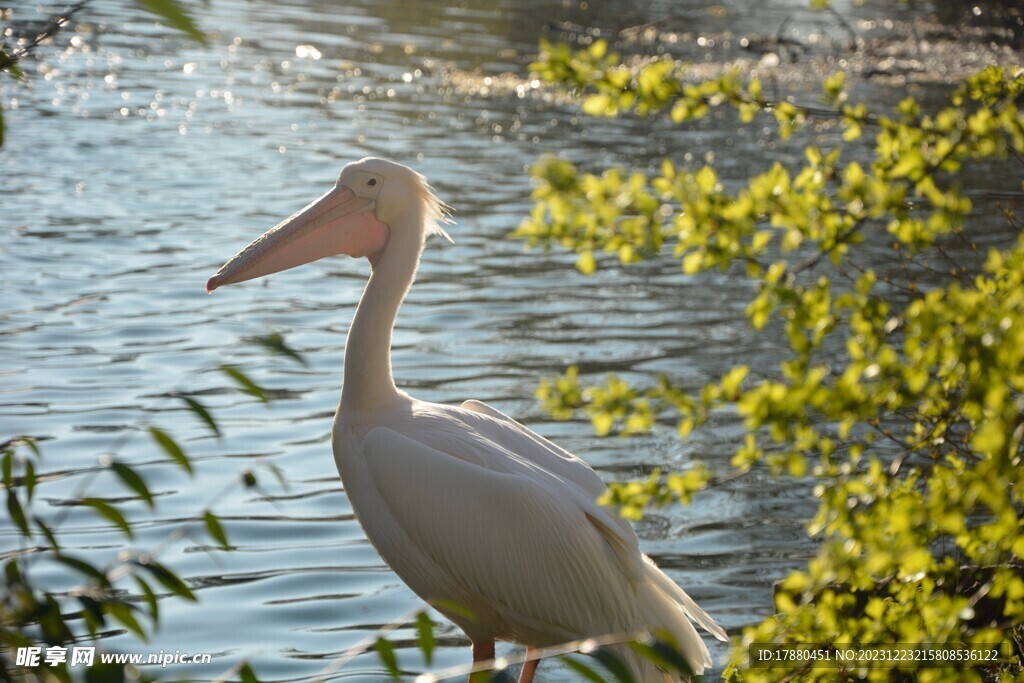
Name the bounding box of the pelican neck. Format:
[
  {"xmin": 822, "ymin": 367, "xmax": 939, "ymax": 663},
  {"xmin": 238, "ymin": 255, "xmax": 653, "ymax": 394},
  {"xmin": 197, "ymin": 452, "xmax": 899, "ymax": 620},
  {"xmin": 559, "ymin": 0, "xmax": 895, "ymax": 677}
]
[{"xmin": 339, "ymin": 225, "xmax": 423, "ymax": 412}]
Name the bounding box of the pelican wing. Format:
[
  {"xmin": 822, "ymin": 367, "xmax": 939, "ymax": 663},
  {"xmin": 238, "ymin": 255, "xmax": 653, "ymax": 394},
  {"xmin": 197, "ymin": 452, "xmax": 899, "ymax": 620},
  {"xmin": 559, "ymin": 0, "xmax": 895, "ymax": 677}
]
[
  {"xmin": 404, "ymin": 401, "xmax": 642, "ymax": 575},
  {"xmin": 455, "ymin": 399, "xmax": 640, "ymax": 547},
  {"xmin": 361, "ymin": 423, "xmax": 647, "ymax": 644},
  {"xmin": 458, "ymin": 399, "xmax": 605, "ymax": 496}
]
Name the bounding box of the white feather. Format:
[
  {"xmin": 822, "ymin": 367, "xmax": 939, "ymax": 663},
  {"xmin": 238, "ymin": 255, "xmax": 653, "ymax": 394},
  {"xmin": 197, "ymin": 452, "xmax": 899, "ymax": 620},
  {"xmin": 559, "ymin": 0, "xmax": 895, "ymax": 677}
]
[{"xmin": 336, "ymin": 398, "xmax": 724, "ymax": 681}]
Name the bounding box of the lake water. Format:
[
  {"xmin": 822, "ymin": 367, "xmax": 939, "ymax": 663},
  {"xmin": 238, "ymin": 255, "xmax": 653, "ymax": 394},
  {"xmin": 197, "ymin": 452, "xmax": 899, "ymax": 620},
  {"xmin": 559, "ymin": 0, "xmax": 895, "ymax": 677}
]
[{"xmin": 1, "ymin": 0, "xmax": 1018, "ymax": 680}]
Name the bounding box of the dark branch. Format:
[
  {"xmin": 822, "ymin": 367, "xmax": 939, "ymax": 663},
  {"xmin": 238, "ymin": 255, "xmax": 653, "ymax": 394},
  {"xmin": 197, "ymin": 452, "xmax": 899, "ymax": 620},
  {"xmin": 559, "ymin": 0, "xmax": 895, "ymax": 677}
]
[{"xmin": 0, "ymin": 1, "xmax": 91, "ymax": 76}]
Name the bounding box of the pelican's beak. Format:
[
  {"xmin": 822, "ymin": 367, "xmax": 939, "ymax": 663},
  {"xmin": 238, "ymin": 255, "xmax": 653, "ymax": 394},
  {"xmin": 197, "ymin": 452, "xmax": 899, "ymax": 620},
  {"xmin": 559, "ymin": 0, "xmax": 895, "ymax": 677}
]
[{"xmin": 207, "ymin": 184, "xmax": 389, "ymax": 293}]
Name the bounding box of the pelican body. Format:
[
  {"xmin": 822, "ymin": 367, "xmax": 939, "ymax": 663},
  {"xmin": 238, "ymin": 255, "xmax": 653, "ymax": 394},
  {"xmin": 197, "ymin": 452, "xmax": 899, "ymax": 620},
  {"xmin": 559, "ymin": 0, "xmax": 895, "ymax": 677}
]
[{"xmin": 208, "ymin": 158, "xmax": 726, "ymax": 681}]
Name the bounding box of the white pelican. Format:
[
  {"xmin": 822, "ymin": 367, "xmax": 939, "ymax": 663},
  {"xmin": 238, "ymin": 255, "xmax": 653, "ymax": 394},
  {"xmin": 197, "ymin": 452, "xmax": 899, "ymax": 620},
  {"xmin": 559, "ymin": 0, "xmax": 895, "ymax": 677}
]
[{"xmin": 207, "ymin": 158, "xmax": 727, "ymax": 682}]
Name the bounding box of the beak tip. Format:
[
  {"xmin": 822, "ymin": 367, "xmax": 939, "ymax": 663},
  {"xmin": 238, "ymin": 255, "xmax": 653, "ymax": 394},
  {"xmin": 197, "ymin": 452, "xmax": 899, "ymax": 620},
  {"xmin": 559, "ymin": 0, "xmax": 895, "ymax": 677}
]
[{"xmin": 206, "ymin": 275, "xmax": 220, "ymax": 294}]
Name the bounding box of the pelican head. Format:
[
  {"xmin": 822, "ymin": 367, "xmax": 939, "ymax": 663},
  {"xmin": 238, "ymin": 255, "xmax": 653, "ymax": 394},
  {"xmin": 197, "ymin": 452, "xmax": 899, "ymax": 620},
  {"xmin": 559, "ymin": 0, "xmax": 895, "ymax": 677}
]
[{"xmin": 206, "ymin": 157, "xmax": 450, "ymax": 293}]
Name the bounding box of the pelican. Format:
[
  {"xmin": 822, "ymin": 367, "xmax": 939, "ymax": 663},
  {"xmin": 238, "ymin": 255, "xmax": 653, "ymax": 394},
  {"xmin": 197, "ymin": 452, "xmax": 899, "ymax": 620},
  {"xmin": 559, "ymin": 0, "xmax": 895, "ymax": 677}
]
[{"xmin": 207, "ymin": 158, "xmax": 727, "ymax": 681}]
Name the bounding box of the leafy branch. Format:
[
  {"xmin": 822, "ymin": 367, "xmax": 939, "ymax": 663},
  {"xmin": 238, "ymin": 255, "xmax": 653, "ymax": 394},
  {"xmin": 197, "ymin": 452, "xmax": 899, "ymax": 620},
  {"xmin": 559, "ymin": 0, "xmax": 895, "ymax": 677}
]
[
  {"xmin": 520, "ymin": 35, "xmax": 1024, "ymax": 682},
  {"xmin": 2, "ymin": 334, "xmax": 303, "ymax": 681}
]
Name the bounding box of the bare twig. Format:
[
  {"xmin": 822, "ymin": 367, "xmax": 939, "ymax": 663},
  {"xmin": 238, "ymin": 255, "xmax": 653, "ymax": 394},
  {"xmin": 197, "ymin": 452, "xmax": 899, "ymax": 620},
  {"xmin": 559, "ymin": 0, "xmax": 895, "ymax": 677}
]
[
  {"xmin": 0, "ymin": 0, "xmax": 91, "ymax": 76},
  {"xmin": 823, "ymin": 4, "xmax": 862, "ymax": 52}
]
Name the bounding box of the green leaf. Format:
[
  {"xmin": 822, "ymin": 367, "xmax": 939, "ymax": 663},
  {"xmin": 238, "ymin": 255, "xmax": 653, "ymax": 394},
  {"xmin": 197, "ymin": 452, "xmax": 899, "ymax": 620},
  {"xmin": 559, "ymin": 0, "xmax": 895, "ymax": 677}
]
[
  {"xmin": 582, "ymin": 93, "xmax": 615, "ymax": 117},
  {"xmin": 134, "ymin": 576, "xmax": 159, "ymax": 622},
  {"xmin": 203, "ymin": 511, "xmax": 230, "ymax": 549},
  {"xmin": 23, "ymin": 459, "xmax": 36, "ymax": 502},
  {"xmin": 576, "ymin": 250, "xmax": 597, "ymax": 275},
  {"xmin": 682, "ymin": 250, "xmax": 703, "ymax": 275},
  {"xmin": 972, "ymin": 420, "xmax": 1006, "ymax": 457},
  {"xmin": 822, "ymin": 71, "xmax": 846, "ymax": 105},
  {"xmin": 2, "ymin": 448, "xmax": 12, "ymax": 488},
  {"xmin": 375, "ymin": 637, "xmax": 400, "ymax": 678},
  {"xmin": 134, "ymin": 0, "xmax": 206, "ymax": 44},
  {"xmin": 77, "ymin": 595, "xmax": 107, "ymax": 635},
  {"xmin": 83, "ymin": 497, "xmax": 133, "ymax": 538},
  {"xmin": 628, "ymin": 638, "xmax": 694, "ymax": 677},
  {"xmin": 6, "ymin": 491, "xmax": 29, "ymax": 536},
  {"xmin": 261, "ymin": 462, "xmax": 289, "ymax": 491},
  {"xmin": 4, "ymin": 558, "xmax": 22, "ymax": 585},
  {"xmin": 671, "ymin": 99, "xmax": 692, "ymax": 123},
  {"xmin": 238, "ymin": 663, "xmax": 260, "ymax": 683},
  {"xmin": 180, "ymin": 395, "xmax": 221, "ymax": 437},
  {"xmin": 414, "ymin": 611, "xmax": 435, "ymax": 665},
  {"xmin": 560, "ymin": 655, "xmax": 610, "ymax": 683},
  {"xmin": 107, "ymin": 601, "xmax": 147, "ymax": 640},
  {"xmin": 0, "ymin": 50, "xmax": 24, "ymax": 79},
  {"xmin": 55, "ymin": 554, "xmax": 110, "ymax": 586},
  {"xmin": 250, "ymin": 332, "xmax": 307, "ymax": 366},
  {"xmin": 32, "ymin": 594, "xmax": 65, "ymax": 641},
  {"xmin": 592, "ymin": 648, "xmax": 636, "ymax": 683},
  {"xmin": 135, "ymin": 558, "xmax": 197, "ymax": 601},
  {"xmin": 33, "ymin": 516, "xmax": 61, "ymax": 551},
  {"xmin": 111, "ymin": 461, "xmax": 154, "ymax": 508},
  {"xmin": 720, "ymin": 365, "xmax": 750, "ymax": 397},
  {"xmin": 148, "ymin": 426, "xmax": 192, "ymax": 474},
  {"xmin": 427, "ymin": 598, "xmax": 476, "ymax": 622},
  {"xmin": 220, "ymin": 364, "xmax": 270, "ymax": 403}
]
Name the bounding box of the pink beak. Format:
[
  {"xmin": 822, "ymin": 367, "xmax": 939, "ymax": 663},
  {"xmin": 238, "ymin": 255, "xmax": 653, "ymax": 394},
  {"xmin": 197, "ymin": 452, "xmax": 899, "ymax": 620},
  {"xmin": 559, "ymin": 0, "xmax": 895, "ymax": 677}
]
[{"xmin": 207, "ymin": 184, "xmax": 389, "ymax": 293}]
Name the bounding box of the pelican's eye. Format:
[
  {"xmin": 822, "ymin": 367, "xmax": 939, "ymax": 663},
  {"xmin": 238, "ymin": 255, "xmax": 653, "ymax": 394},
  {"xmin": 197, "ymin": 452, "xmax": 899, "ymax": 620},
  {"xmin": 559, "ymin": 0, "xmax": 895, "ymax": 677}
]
[{"xmin": 367, "ymin": 178, "xmax": 378, "ymax": 187}]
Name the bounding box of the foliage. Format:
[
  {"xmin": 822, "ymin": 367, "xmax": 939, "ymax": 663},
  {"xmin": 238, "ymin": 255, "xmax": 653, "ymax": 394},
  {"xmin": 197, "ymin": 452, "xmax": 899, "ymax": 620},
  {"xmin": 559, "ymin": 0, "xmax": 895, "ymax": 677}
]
[
  {"xmin": 1, "ymin": 340, "xmax": 297, "ymax": 682},
  {"xmin": 522, "ymin": 37, "xmax": 1024, "ymax": 682}
]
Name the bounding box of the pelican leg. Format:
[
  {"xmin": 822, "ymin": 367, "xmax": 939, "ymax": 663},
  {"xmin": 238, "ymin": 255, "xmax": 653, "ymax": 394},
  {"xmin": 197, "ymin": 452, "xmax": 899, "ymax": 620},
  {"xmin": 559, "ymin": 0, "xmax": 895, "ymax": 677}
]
[
  {"xmin": 472, "ymin": 640, "xmax": 495, "ymax": 662},
  {"xmin": 518, "ymin": 648, "xmax": 540, "ymax": 683},
  {"xmin": 470, "ymin": 640, "xmax": 495, "ymax": 682}
]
